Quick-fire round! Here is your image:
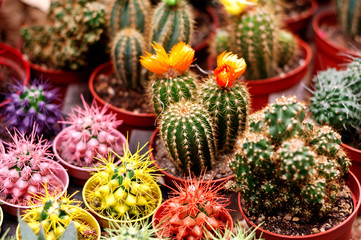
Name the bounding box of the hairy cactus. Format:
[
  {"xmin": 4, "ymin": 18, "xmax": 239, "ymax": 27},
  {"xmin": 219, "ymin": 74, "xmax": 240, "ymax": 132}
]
[
  {"xmin": 2, "ymin": 79, "xmax": 62, "ymax": 139},
  {"xmin": 111, "ymin": 28, "xmax": 146, "ymax": 90},
  {"xmin": 229, "ymin": 96, "xmax": 351, "ymax": 221},
  {"xmin": 199, "ymin": 52, "xmax": 249, "ymax": 152},
  {"xmin": 150, "ymin": 0, "xmax": 194, "ymax": 53},
  {"xmin": 344, "ymin": 57, "xmax": 361, "ymax": 96},
  {"xmin": 0, "ymin": 127, "xmax": 64, "ymax": 206},
  {"xmin": 57, "ymin": 96, "xmax": 124, "ymax": 167},
  {"xmin": 140, "ymin": 42, "xmax": 198, "ymax": 114},
  {"xmin": 335, "ymin": 0, "xmax": 361, "ymax": 40},
  {"xmin": 21, "ymin": 0, "xmax": 107, "ymax": 70},
  {"xmin": 109, "ymin": 0, "xmax": 151, "ymax": 38},
  {"xmin": 101, "ymin": 221, "xmax": 159, "ymax": 240},
  {"xmin": 159, "ymin": 100, "xmax": 216, "ymax": 175}
]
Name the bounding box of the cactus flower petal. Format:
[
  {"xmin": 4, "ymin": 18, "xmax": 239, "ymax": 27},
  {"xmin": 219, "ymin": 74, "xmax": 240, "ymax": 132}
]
[
  {"xmin": 220, "ymin": 0, "xmax": 257, "ymax": 16},
  {"xmin": 169, "ymin": 42, "xmax": 195, "ymax": 74},
  {"xmin": 214, "ymin": 51, "xmax": 246, "ymax": 88}
]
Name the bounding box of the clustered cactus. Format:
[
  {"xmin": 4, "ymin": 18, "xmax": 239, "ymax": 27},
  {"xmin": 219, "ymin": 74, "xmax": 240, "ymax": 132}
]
[
  {"xmin": 335, "ymin": 0, "xmax": 361, "ymax": 41},
  {"xmin": 0, "ymin": 127, "xmax": 64, "ymax": 206},
  {"xmin": 101, "ymin": 221, "xmax": 159, "ymax": 240},
  {"xmin": 85, "ymin": 145, "xmax": 161, "ymax": 221},
  {"xmin": 57, "ymin": 96, "xmax": 124, "ymax": 167},
  {"xmin": 229, "ymin": 96, "xmax": 351, "ymax": 220},
  {"xmin": 2, "ymin": 79, "xmax": 62, "ymax": 139},
  {"xmin": 21, "ymin": 0, "xmax": 107, "ymax": 70}
]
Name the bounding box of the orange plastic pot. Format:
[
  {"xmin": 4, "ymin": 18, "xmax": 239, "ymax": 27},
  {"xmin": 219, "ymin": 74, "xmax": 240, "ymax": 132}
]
[
  {"xmin": 207, "ymin": 37, "xmax": 311, "ymax": 112},
  {"xmin": 313, "ymin": 11, "xmax": 360, "ymax": 73},
  {"xmin": 149, "ymin": 129, "xmax": 234, "ymax": 188},
  {"xmin": 238, "ymin": 171, "xmax": 361, "ymax": 240}
]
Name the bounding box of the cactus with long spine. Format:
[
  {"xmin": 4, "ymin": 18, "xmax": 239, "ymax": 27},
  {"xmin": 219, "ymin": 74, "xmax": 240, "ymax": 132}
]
[
  {"xmin": 344, "ymin": 57, "xmax": 361, "ymax": 96},
  {"xmin": 112, "ymin": 28, "xmax": 146, "ymax": 90},
  {"xmin": 101, "ymin": 221, "xmax": 159, "ymax": 240},
  {"xmin": 335, "ymin": 0, "xmax": 361, "ymax": 40}
]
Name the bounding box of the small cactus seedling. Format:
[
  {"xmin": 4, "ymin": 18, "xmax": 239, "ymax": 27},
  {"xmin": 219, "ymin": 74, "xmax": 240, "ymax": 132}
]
[
  {"xmin": 0, "ymin": 127, "xmax": 64, "ymax": 206},
  {"xmin": 199, "ymin": 51, "xmax": 249, "ymax": 153},
  {"xmin": 101, "ymin": 220, "xmax": 159, "ymax": 240},
  {"xmin": 150, "ymin": 0, "xmax": 194, "ymax": 53},
  {"xmin": 335, "ymin": 0, "xmax": 361, "ymax": 40},
  {"xmin": 2, "ymin": 79, "xmax": 62, "ymax": 139},
  {"xmin": 155, "ymin": 175, "xmax": 232, "ymax": 240},
  {"xmin": 159, "ymin": 100, "xmax": 216, "ymax": 175},
  {"xmin": 57, "ymin": 96, "xmax": 124, "ymax": 167},
  {"xmin": 85, "ymin": 144, "xmax": 161, "ymax": 221},
  {"xmin": 140, "ymin": 42, "xmax": 198, "ymax": 114}
]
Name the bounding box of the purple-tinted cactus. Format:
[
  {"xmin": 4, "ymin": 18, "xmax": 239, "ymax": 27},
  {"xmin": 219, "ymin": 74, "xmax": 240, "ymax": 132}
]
[
  {"xmin": 58, "ymin": 96, "xmax": 124, "ymax": 167},
  {"xmin": 2, "ymin": 79, "xmax": 62, "ymax": 139}
]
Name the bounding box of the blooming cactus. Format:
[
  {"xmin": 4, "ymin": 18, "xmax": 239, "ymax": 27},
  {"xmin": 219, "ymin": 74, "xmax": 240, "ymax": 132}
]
[
  {"xmin": 58, "ymin": 96, "xmax": 124, "ymax": 167},
  {"xmin": 0, "ymin": 127, "xmax": 63, "ymax": 205}
]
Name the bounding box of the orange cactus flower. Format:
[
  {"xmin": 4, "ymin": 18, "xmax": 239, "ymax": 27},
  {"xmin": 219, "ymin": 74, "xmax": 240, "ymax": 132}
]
[
  {"xmin": 214, "ymin": 51, "xmax": 246, "ymax": 88},
  {"xmin": 140, "ymin": 42, "xmax": 195, "ymax": 77}
]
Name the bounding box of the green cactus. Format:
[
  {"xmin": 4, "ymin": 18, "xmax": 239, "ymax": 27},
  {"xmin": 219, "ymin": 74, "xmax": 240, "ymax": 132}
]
[
  {"xmin": 101, "ymin": 221, "xmax": 159, "ymax": 240},
  {"xmin": 111, "ymin": 28, "xmax": 146, "ymax": 90},
  {"xmin": 150, "ymin": 0, "xmax": 194, "ymax": 53},
  {"xmin": 199, "ymin": 77, "xmax": 249, "ymax": 152},
  {"xmin": 212, "ymin": 29, "xmax": 232, "ymax": 56},
  {"xmin": 344, "ymin": 57, "xmax": 361, "ymax": 96},
  {"xmin": 308, "ymin": 126, "xmax": 342, "ymax": 158},
  {"xmin": 159, "ymin": 100, "xmax": 216, "ymax": 175},
  {"xmin": 278, "ymin": 30, "xmax": 297, "ymax": 66},
  {"xmin": 335, "ymin": 0, "xmax": 361, "ymax": 40},
  {"xmin": 109, "ymin": 0, "xmax": 151, "ymax": 38}
]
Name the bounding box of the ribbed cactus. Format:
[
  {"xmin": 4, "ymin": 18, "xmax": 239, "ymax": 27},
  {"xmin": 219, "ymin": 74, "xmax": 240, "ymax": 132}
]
[
  {"xmin": 199, "ymin": 52, "xmax": 249, "ymax": 152},
  {"xmin": 109, "ymin": 0, "xmax": 151, "ymax": 38},
  {"xmin": 150, "ymin": 0, "xmax": 194, "ymax": 53},
  {"xmin": 278, "ymin": 30, "xmax": 297, "ymax": 66},
  {"xmin": 140, "ymin": 42, "xmax": 198, "ymax": 115},
  {"xmin": 112, "ymin": 28, "xmax": 146, "ymax": 90},
  {"xmin": 101, "ymin": 221, "xmax": 158, "ymax": 240},
  {"xmin": 344, "ymin": 57, "xmax": 361, "ymax": 96},
  {"xmin": 159, "ymin": 100, "xmax": 216, "ymax": 175},
  {"xmin": 335, "ymin": 0, "xmax": 361, "ymax": 40},
  {"xmin": 211, "ymin": 29, "xmax": 231, "ymax": 56}
]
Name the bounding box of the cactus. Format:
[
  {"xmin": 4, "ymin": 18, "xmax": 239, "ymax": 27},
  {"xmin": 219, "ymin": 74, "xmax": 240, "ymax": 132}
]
[
  {"xmin": 150, "ymin": 0, "xmax": 194, "ymax": 53},
  {"xmin": 229, "ymin": 96, "xmax": 351, "ymax": 221},
  {"xmin": 344, "ymin": 57, "xmax": 361, "ymax": 97},
  {"xmin": 155, "ymin": 175, "xmax": 232, "ymax": 240},
  {"xmin": 57, "ymin": 96, "xmax": 124, "ymax": 167},
  {"xmin": 206, "ymin": 221, "xmax": 262, "ymax": 240},
  {"xmin": 0, "ymin": 127, "xmax": 64, "ymax": 206},
  {"xmin": 335, "ymin": 0, "xmax": 361, "ymax": 40},
  {"xmin": 109, "ymin": 0, "xmax": 151, "ymax": 38},
  {"xmin": 140, "ymin": 42, "xmax": 198, "ymax": 114},
  {"xmin": 111, "ymin": 28, "xmax": 146, "ymax": 90},
  {"xmin": 84, "ymin": 144, "xmax": 161, "ymax": 221},
  {"xmin": 2, "ymin": 79, "xmax": 62, "ymax": 139},
  {"xmin": 211, "ymin": 29, "xmax": 231, "ymax": 57},
  {"xmin": 101, "ymin": 221, "xmax": 159, "ymax": 240},
  {"xmin": 159, "ymin": 100, "xmax": 216, "ymax": 175},
  {"xmin": 199, "ymin": 51, "xmax": 249, "ymax": 152},
  {"xmin": 278, "ymin": 30, "xmax": 297, "ymax": 66}
]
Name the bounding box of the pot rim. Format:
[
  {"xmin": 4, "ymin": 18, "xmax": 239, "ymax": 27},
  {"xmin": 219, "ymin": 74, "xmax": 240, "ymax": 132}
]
[{"xmin": 285, "ymin": 0, "xmax": 318, "ymax": 23}]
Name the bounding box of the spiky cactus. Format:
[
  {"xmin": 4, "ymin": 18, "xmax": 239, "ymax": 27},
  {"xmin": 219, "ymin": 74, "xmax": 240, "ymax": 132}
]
[
  {"xmin": 278, "ymin": 30, "xmax": 297, "ymax": 66},
  {"xmin": 206, "ymin": 221, "xmax": 262, "ymax": 240},
  {"xmin": 109, "ymin": 0, "xmax": 151, "ymax": 38},
  {"xmin": 57, "ymin": 96, "xmax": 124, "ymax": 167},
  {"xmin": 2, "ymin": 80, "xmax": 62, "ymax": 139},
  {"xmin": 101, "ymin": 221, "xmax": 159, "ymax": 240},
  {"xmin": 211, "ymin": 29, "xmax": 231, "ymax": 57},
  {"xmin": 111, "ymin": 28, "xmax": 146, "ymax": 90},
  {"xmin": 229, "ymin": 96, "xmax": 351, "ymax": 221},
  {"xmin": 335, "ymin": 0, "xmax": 361, "ymax": 40},
  {"xmin": 199, "ymin": 52, "xmax": 249, "ymax": 152},
  {"xmin": 159, "ymin": 100, "xmax": 216, "ymax": 175},
  {"xmin": 150, "ymin": 0, "xmax": 194, "ymax": 53},
  {"xmin": 344, "ymin": 57, "xmax": 361, "ymax": 96},
  {"xmin": 140, "ymin": 42, "xmax": 198, "ymax": 115}
]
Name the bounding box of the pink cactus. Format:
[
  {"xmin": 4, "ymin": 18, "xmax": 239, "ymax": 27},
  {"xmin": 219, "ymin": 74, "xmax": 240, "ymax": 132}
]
[
  {"xmin": 58, "ymin": 96, "xmax": 124, "ymax": 167},
  {"xmin": 0, "ymin": 127, "xmax": 63, "ymax": 205}
]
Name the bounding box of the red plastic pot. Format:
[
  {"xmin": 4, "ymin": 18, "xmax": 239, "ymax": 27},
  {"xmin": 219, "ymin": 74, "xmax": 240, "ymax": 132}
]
[
  {"xmin": 88, "ymin": 61, "xmax": 156, "ymax": 138},
  {"xmin": 0, "ymin": 43, "xmax": 30, "ymax": 107},
  {"xmin": 207, "ymin": 37, "xmax": 311, "ymax": 112},
  {"xmin": 0, "ymin": 160, "xmax": 69, "ymax": 217},
  {"xmin": 238, "ymin": 171, "xmax": 361, "ymax": 240},
  {"xmin": 149, "ymin": 129, "xmax": 234, "ymax": 188},
  {"xmin": 53, "ymin": 126, "xmax": 128, "ymax": 186},
  {"xmin": 313, "ymin": 11, "xmax": 360, "ymax": 73},
  {"xmin": 153, "ymin": 200, "xmax": 234, "ymax": 239}
]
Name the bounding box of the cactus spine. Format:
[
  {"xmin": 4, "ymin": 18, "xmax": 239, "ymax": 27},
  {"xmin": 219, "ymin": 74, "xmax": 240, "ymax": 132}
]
[
  {"xmin": 109, "ymin": 0, "xmax": 151, "ymax": 38},
  {"xmin": 278, "ymin": 30, "xmax": 297, "ymax": 66},
  {"xmin": 111, "ymin": 28, "xmax": 146, "ymax": 90},
  {"xmin": 335, "ymin": 0, "xmax": 361, "ymax": 40},
  {"xmin": 150, "ymin": 0, "xmax": 194, "ymax": 52},
  {"xmin": 159, "ymin": 100, "xmax": 216, "ymax": 175}
]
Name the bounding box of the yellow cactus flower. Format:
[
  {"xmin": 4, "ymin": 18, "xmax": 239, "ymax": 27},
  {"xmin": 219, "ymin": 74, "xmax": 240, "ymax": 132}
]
[
  {"xmin": 214, "ymin": 51, "xmax": 247, "ymax": 88},
  {"xmin": 140, "ymin": 42, "xmax": 195, "ymax": 77},
  {"xmin": 220, "ymin": 0, "xmax": 257, "ymax": 15}
]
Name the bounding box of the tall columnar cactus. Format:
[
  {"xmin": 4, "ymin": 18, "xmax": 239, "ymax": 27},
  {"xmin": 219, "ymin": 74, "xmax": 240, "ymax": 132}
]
[
  {"xmin": 150, "ymin": 0, "xmax": 194, "ymax": 53},
  {"xmin": 335, "ymin": 0, "xmax": 361, "ymax": 40},
  {"xmin": 199, "ymin": 52, "xmax": 249, "ymax": 152},
  {"xmin": 112, "ymin": 28, "xmax": 146, "ymax": 90},
  {"xmin": 229, "ymin": 96, "xmax": 351, "ymax": 221},
  {"xmin": 159, "ymin": 100, "xmax": 216, "ymax": 175},
  {"xmin": 109, "ymin": 0, "xmax": 151, "ymax": 38},
  {"xmin": 140, "ymin": 42, "xmax": 198, "ymax": 115}
]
